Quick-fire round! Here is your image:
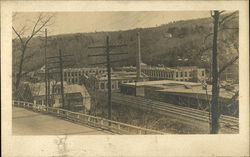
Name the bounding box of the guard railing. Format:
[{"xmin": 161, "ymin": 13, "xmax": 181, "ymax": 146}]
[{"xmin": 13, "ymin": 100, "xmax": 165, "ymax": 135}]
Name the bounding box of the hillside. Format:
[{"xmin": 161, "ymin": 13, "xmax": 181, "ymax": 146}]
[{"xmin": 12, "ymin": 13, "xmax": 239, "ymax": 76}]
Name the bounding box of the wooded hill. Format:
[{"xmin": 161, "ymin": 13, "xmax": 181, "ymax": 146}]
[{"xmin": 12, "ymin": 12, "xmax": 239, "ymax": 76}]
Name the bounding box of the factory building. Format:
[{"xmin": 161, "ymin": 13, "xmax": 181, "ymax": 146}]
[
  {"xmin": 29, "ymin": 81, "xmax": 91, "ymax": 112},
  {"xmin": 82, "ymin": 71, "xmax": 148, "ymax": 92},
  {"xmin": 116, "ymin": 65, "xmax": 206, "ymax": 82},
  {"xmin": 63, "ymin": 67, "xmax": 112, "ymax": 84},
  {"xmin": 120, "ymin": 80, "xmax": 238, "ymax": 117}
]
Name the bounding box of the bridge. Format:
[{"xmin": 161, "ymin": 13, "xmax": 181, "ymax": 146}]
[{"xmin": 12, "ymin": 101, "xmax": 165, "ymax": 135}]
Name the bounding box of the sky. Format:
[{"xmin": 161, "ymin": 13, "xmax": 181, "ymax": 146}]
[{"xmin": 13, "ymin": 11, "xmax": 211, "ymax": 37}]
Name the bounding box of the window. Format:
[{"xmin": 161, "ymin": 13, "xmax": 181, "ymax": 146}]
[
  {"xmin": 176, "ymin": 72, "xmax": 178, "ymax": 77},
  {"xmin": 189, "ymin": 73, "xmax": 192, "ymax": 77},
  {"xmin": 202, "ymin": 71, "xmax": 205, "ymax": 76},
  {"xmin": 118, "ymin": 81, "xmax": 122, "ymax": 87},
  {"xmin": 101, "ymin": 83, "xmax": 105, "ymax": 89},
  {"xmin": 185, "ymin": 72, "xmax": 187, "ymax": 77},
  {"xmin": 112, "ymin": 83, "xmax": 115, "ymax": 89},
  {"xmin": 180, "ymin": 72, "xmax": 183, "ymax": 77}
]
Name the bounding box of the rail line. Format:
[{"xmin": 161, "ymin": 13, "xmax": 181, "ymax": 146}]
[{"xmin": 97, "ymin": 92, "xmax": 239, "ymax": 132}]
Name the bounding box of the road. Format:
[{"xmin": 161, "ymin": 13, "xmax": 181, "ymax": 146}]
[{"xmin": 12, "ymin": 107, "xmax": 112, "ymax": 135}]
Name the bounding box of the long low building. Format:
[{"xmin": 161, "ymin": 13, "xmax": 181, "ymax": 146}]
[
  {"xmin": 120, "ymin": 80, "xmax": 238, "ymax": 117},
  {"xmin": 116, "ymin": 65, "xmax": 206, "ymax": 82}
]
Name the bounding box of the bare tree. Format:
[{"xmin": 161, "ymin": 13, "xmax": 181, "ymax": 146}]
[
  {"xmin": 209, "ymin": 11, "xmax": 239, "ymax": 134},
  {"xmin": 12, "ymin": 13, "xmax": 54, "ymax": 98}
]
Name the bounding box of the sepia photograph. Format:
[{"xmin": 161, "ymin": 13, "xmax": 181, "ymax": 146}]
[
  {"xmin": 1, "ymin": 1, "xmax": 249, "ymax": 157},
  {"xmin": 12, "ymin": 11, "xmax": 239, "ymax": 135}
]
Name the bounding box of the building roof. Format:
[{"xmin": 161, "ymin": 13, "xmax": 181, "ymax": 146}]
[
  {"xmin": 122, "ymin": 80, "xmax": 236, "ymax": 99},
  {"xmin": 123, "ymin": 80, "xmax": 201, "ymax": 87},
  {"xmin": 64, "ymin": 84, "xmax": 90, "ymax": 98},
  {"xmin": 29, "ymin": 81, "xmax": 90, "ymax": 98},
  {"xmin": 64, "ymin": 67, "xmax": 107, "ymax": 72},
  {"xmin": 117, "ymin": 65, "xmax": 205, "ymax": 72},
  {"xmin": 157, "ymin": 85, "xmax": 235, "ymax": 99},
  {"xmin": 90, "ymin": 71, "xmax": 148, "ymax": 81}
]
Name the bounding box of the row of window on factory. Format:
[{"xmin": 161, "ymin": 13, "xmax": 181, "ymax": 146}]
[
  {"xmin": 142, "ymin": 69, "xmax": 205, "ymax": 78},
  {"xmin": 63, "ymin": 68, "xmax": 108, "ymax": 78},
  {"xmin": 64, "ymin": 77, "xmax": 79, "ymax": 84},
  {"xmin": 142, "ymin": 69, "xmax": 175, "ymax": 79},
  {"xmin": 97, "ymin": 79, "xmax": 137, "ymax": 90}
]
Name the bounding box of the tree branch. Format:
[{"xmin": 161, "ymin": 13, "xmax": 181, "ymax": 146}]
[
  {"xmin": 25, "ymin": 15, "xmax": 53, "ymax": 46},
  {"xmin": 219, "ymin": 11, "xmax": 238, "ymax": 26},
  {"xmin": 218, "ymin": 55, "xmax": 239, "ymax": 76},
  {"xmin": 12, "ymin": 26, "xmax": 24, "ymax": 45}
]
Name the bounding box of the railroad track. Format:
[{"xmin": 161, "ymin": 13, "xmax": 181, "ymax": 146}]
[{"xmin": 97, "ymin": 92, "xmax": 239, "ymax": 132}]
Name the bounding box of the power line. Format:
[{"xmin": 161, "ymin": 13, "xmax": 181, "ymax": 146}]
[{"xmin": 88, "ymin": 36, "xmax": 127, "ymax": 125}]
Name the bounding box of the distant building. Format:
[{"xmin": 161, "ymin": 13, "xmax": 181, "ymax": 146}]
[
  {"xmin": 82, "ymin": 71, "xmax": 149, "ymax": 91},
  {"xmin": 29, "ymin": 81, "xmax": 91, "ymax": 112},
  {"xmin": 63, "ymin": 67, "xmax": 112, "ymax": 84},
  {"xmin": 120, "ymin": 80, "xmax": 238, "ymax": 117},
  {"xmin": 116, "ymin": 65, "xmax": 206, "ymax": 82},
  {"xmin": 30, "ymin": 66, "xmax": 112, "ymax": 84}
]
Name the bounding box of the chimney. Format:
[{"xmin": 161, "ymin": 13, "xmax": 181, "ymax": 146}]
[{"xmin": 136, "ymin": 32, "xmax": 141, "ymax": 80}]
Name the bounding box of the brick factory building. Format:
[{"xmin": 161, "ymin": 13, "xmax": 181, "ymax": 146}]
[
  {"xmin": 82, "ymin": 71, "xmax": 149, "ymax": 92},
  {"xmin": 63, "ymin": 67, "xmax": 113, "ymax": 84},
  {"xmin": 116, "ymin": 65, "xmax": 206, "ymax": 82}
]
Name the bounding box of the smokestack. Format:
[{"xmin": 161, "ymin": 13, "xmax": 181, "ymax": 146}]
[{"xmin": 136, "ymin": 32, "xmax": 141, "ymax": 80}]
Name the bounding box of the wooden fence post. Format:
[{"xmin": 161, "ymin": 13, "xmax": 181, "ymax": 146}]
[{"xmin": 138, "ymin": 129, "xmax": 142, "ymax": 135}]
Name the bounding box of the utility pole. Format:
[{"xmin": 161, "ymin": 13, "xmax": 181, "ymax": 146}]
[
  {"xmin": 46, "ymin": 52, "xmax": 73, "ymax": 109},
  {"xmin": 211, "ymin": 10, "xmax": 220, "ymax": 134},
  {"xmin": 106, "ymin": 36, "xmax": 112, "ymax": 122},
  {"xmin": 44, "ymin": 28, "xmax": 48, "ymax": 107},
  {"xmin": 48, "ymin": 69, "xmax": 51, "ymax": 106},
  {"xmin": 88, "ymin": 36, "xmax": 127, "ymax": 124},
  {"xmin": 59, "ymin": 50, "xmax": 65, "ymax": 108},
  {"xmin": 136, "ymin": 32, "xmax": 142, "ymax": 81}
]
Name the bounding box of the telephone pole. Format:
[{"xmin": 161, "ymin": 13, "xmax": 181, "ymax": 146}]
[
  {"xmin": 59, "ymin": 50, "xmax": 65, "ymax": 108},
  {"xmin": 136, "ymin": 32, "xmax": 142, "ymax": 80},
  {"xmin": 106, "ymin": 37, "xmax": 112, "ymax": 122},
  {"xmin": 44, "ymin": 28, "xmax": 48, "ymax": 107},
  {"xmin": 88, "ymin": 36, "xmax": 127, "ymax": 124},
  {"xmin": 211, "ymin": 10, "xmax": 220, "ymax": 134},
  {"xmin": 46, "ymin": 51, "xmax": 73, "ymax": 109}
]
